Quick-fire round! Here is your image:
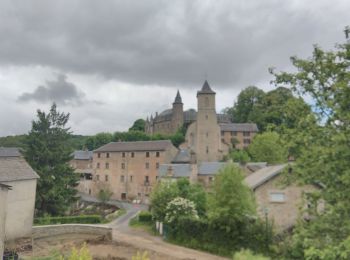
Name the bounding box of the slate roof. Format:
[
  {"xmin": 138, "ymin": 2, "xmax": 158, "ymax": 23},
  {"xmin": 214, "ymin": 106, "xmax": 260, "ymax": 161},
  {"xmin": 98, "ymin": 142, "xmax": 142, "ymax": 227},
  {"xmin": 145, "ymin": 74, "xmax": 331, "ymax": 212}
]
[
  {"xmin": 94, "ymin": 140, "xmax": 174, "ymax": 152},
  {"xmin": 172, "ymin": 149, "xmax": 191, "ymax": 163},
  {"xmin": 174, "ymin": 90, "xmax": 182, "ymax": 104},
  {"xmin": 245, "ymin": 162, "xmax": 268, "ymax": 173},
  {"xmin": 197, "ymin": 80, "xmax": 216, "ymax": 95},
  {"xmin": 73, "ymin": 150, "xmax": 93, "ymax": 160},
  {"xmin": 0, "ymin": 153, "xmax": 39, "ymax": 182},
  {"xmin": 198, "ymin": 162, "xmax": 228, "ymax": 175},
  {"xmin": 0, "ymin": 147, "xmax": 21, "ymax": 157},
  {"xmin": 244, "ymin": 164, "xmax": 287, "ymax": 190},
  {"xmin": 158, "ymin": 164, "xmax": 192, "ymax": 178},
  {"xmin": 219, "ymin": 123, "xmax": 259, "ymax": 132}
]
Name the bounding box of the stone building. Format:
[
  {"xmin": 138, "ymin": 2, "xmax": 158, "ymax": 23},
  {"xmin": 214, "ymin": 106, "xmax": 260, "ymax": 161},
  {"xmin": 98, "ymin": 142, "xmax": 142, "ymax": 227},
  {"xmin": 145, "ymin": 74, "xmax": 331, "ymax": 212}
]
[
  {"xmin": 70, "ymin": 150, "xmax": 93, "ymax": 194},
  {"xmin": 0, "ymin": 147, "xmax": 39, "ymax": 241},
  {"xmin": 91, "ymin": 140, "xmax": 178, "ymax": 202},
  {"xmin": 0, "ymin": 183, "xmax": 11, "ymax": 260}
]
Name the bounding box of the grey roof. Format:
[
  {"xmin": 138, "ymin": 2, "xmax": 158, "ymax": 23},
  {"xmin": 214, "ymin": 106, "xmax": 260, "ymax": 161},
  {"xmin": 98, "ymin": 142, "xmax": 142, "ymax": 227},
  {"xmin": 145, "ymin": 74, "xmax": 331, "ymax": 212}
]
[
  {"xmin": 245, "ymin": 162, "xmax": 268, "ymax": 173},
  {"xmin": 184, "ymin": 109, "xmax": 197, "ymax": 123},
  {"xmin": 0, "ymin": 157, "xmax": 40, "ymax": 182},
  {"xmin": 197, "ymin": 80, "xmax": 216, "ymax": 95},
  {"xmin": 198, "ymin": 162, "xmax": 228, "ymax": 175},
  {"xmin": 219, "ymin": 123, "xmax": 259, "ymax": 132},
  {"xmin": 172, "ymin": 149, "xmax": 191, "ymax": 163},
  {"xmin": 94, "ymin": 140, "xmax": 174, "ymax": 152},
  {"xmin": 158, "ymin": 164, "xmax": 192, "ymax": 178},
  {"xmin": 73, "ymin": 150, "xmax": 93, "ymax": 160},
  {"xmin": 217, "ymin": 114, "xmax": 232, "ymax": 123},
  {"xmin": 174, "ymin": 90, "xmax": 182, "ymax": 104},
  {"xmin": 0, "ymin": 147, "xmax": 21, "ymax": 157},
  {"xmin": 244, "ymin": 164, "xmax": 287, "ymax": 190}
]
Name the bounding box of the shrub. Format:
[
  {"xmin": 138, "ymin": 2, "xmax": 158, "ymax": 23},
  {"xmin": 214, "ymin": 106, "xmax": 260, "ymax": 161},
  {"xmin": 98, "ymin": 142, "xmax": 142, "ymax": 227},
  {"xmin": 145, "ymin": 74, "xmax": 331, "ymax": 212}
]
[
  {"xmin": 34, "ymin": 215, "xmax": 102, "ymax": 225},
  {"xmin": 138, "ymin": 211, "xmax": 153, "ymax": 223},
  {"xmin": 165, "ymin": 197, "xmax": 198, "ymax": 223}
]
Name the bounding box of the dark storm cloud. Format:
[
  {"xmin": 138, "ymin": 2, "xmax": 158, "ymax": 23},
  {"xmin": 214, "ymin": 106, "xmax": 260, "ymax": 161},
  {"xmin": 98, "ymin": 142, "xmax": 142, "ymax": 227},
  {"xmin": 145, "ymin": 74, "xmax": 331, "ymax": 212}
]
[
  {"xmin": 0, "ymin": 1, "xmax": 348, "ymax": 88},
  {"xmin": 18, "ymin": 74, "xmax": 85, "ymax": 105}
]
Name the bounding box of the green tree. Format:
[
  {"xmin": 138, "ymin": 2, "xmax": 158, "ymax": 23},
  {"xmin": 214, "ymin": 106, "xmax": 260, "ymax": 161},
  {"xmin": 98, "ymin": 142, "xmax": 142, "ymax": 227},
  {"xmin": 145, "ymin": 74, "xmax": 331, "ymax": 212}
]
[
  {"xmin": 24, "ymin": 104, "xmax": 79, "ymax": 216},
  {"xmin": 270, "ymin": 30, "xmax": 350, "ymax": 258},
  {"xmin": 248, "ymin": 132, "xmax": 287, "ymax": 164},
  {"xmin": 208, "ymin": 164, "xmax": 256, "ymax": 227},
  {"xmin": 227, "ymin": 149, "xmax": 251, "ymax": 164},
  {"xmin": 129, "ymin": 119, "xmax": 146, "ymax": 132},
  {"xmin": 85, "ymin": 132, "xmax": 113, "ymax": 150}
]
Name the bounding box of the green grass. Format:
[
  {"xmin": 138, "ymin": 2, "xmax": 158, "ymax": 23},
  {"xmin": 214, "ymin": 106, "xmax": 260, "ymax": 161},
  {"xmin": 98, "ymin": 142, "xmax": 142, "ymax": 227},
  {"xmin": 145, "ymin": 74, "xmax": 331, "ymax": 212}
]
[{"xmin": 129, "ymin": 214, "xmax": 156, "ymax": 235}]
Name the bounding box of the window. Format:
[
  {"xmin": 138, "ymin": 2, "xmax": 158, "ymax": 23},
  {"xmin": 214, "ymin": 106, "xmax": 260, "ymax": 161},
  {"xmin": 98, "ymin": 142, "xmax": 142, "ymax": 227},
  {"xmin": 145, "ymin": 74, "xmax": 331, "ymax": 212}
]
[
  {"xmin": 98, "ymin": 153, "xmax": 101, "ymax": 158},
  {"xmin": 130, "ymin": 175, "xmax": 133, "ymax": 182},
  {"xmin": 131, "ymin": 152, "xmax": 135, "ymax": 158},
  {"xmin": 156, "ymin": 151, "xmax": 160, "ymax": 157},
  {"xmin": 96, "ymin": 162, "xmax": 100, "ymax": 169},
  {"xmin": 122, "ymin": 152, "xmax": 125, "ymax": 158},
  {"xmin": 106, "ymin": 152, "xmax": 110, "ymax": 158},
  {"xmin": 206, "ymin": 132, "xmax": 209, "ymax": 137},
  {"xmin": 146, "ymin": 151, "xmax": 150, "ymax": 157},
  {"xmin": 145, "ymin": 176, "xmax": 149, "ymax": 183},
  {"xmin": 121, "ymin": 193, "xmax": 126, "ymax": 200},
  {"xmin": 232, "ymin": 131, "xmax": 237, "ymax": 136},
  {"xmin": 270, "ymin": 192, "xmax": 285, "ymax": 202},
  {"xmin": 145, "ymin": 162, "xmax": 149, "ymax": 169},
  {"xmin": 120, "ymin": 175, "xmax": 125, "ymax": 183},
  {"xmin": 105, "ymin": 162, "xmax": 109, "ymax": 169},
  {"xmin": 243, "ymin": 132, "xmax": 250, "ymax": 137},
  {"xmin": 96, "ymin": 175, "xmax": 100, "ymax": 181},
  {"xmin": 121, "ymin": 163, "xmax": 125, "ymax": 169},
  {"xmin": 206, "ymin": 146, "xmax": 209, "ymax": 154},
  {"xmin": 105, "ymin": 175, "xmax": 108, "ymax": 182},
  {"xmin": 156, "ymin": 162, "xmax": 159, "ymax": 169},
  {"xmin": 243, "ymin": 139, "xmax": 251, "ymax": 145}
]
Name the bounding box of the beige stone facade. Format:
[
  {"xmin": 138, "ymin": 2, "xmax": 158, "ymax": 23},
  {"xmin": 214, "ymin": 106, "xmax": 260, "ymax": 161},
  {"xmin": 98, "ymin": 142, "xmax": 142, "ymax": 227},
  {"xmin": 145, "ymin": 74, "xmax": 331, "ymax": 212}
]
[
  {"xmin": 0, "ymin": 184, "xmax": 10, "ymax": 259},
  {"xmin": 91, "ymin": 140, "xmax": 178, "ymax": 202},
  {"xmin": 221, "ymin": 127, "xmax": 257, "ymax": 150},
  {"xmin": 70, "ymin": 151, "xmax": 93, "ymax": 194}
]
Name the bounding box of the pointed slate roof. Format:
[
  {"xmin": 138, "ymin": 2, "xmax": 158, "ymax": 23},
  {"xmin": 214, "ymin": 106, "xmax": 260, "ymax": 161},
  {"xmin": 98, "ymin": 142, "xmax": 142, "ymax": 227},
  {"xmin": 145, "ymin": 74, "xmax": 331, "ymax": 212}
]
[
  {"xmin": 173, "ymin": 90, "xmax": 182, "ymax": 104},
  {"xmin": 197, "ymin": 80, "xmax": 216, "ymax": 95}
]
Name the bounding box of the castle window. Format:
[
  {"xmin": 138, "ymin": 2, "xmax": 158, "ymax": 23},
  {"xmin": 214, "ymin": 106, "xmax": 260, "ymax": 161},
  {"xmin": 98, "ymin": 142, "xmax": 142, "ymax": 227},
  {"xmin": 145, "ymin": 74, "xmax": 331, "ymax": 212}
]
[
  {"xmin": 120, "ymin": 175, "xmax": 125, "ymax": 182},
  {"xmin": 156, "ymin": 151, "xmax": 160, "ymax": 157},
  {"xmin": 131, "ymin": 152, "xmax": 135, "ymax": 158},
  {"xmin": 121, "ymin": 163, "xmax": 125, "ymax": 169},
  {"xmin": 122, "ymin": 152, "xmax": 125, "ymax": 158},
  {"xmin": 106, "ymin": 153, "xmax": 110, "ymax": 158},
  {"xmin": 243, "ymin": 132, "xmax": 250, "ymax": 137},
  {"xmin": 97, "ymin": 162, "xmax": 100, "ymax": 169},
  {"xmin": 130, "ymin": 175, "xmax": 133, "ymax": 182},
  {"xmin": 105, "ymin": 162, "xmax": 109, "ymax": 169},
  {"xmin": 145, "ymin": 162, "xmax": 149, "ymax": 169},
  {"xmin": 206, "ymin": 146, "xmax": 209, "ymax": 154},
  {"xmin": 146, "ymin": 152, "xmax": 150, "ymax": 157},
  {"xmin": 156, "ymin": 162, "xmax": 159, "ymax": 169},
  {"xmin": 205, "ymin": 97, "xmax": 209, "ymax": 107},
  {"xmin": 105, "ymin": 175, "xmax": 108, "ymax": 182},
  {"xmin": 97, "ymin": 153, "xmax": 101, "ymax": 158}
]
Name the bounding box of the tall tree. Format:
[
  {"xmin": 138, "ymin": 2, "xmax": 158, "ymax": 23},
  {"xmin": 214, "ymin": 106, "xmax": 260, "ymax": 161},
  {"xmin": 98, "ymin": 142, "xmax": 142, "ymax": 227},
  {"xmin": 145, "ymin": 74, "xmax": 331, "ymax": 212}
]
[
  {"xmin": 129, "ymin": 118, "xmax": 146, "ymax": 132},
  {"xmin": 270, "ymin": 31, "xmax": 350, "ymax": 258},
  {"xmin": 25, "ymin": 104, "xmax": 79, "ymax": 216}
]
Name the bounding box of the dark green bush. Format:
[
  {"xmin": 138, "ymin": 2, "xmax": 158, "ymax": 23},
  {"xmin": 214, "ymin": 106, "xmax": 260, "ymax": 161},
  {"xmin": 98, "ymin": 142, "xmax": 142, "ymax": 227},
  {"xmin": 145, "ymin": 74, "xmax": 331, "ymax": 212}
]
[
  {"xmin": 138, "ymin": 211, "xmax": 153, "ymax": 223},
  {"xmin": 34, "ymin": 215, "xmax": 102, "ymax": 225}
]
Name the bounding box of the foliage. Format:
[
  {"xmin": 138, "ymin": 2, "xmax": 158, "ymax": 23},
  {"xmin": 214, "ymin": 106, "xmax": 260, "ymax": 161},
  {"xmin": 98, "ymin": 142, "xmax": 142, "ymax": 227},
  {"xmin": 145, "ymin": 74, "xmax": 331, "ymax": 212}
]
[
  {"xmin": 150, "ymin": 178, "xmax": 207, "ymax": 221},
  {"xmin": 138, "ymin": 210, "xmax": 153, "ymax": 223},
  {"xmin": 0, "ymin": 134, "xmax": 27, "ymax": 148},
  {"xmin": 208, "ymin": 164, "xmax": 256, "ymax": 226},
  {"xmin": 129, "ymin": 118, "xmax": 146, "ymax": 132},
  {"xmin": 34, "ymin": 215, "xmax": 102, "ymax": 225},
  {"xmin": 132, "ymin": 251, "xmax": 150, "ymax": 260},
  {"xmin": 165, "ymin": 197, "xmax": 199, "ymax": 223},
  {"xmin": 227, "ymin": 149, "xmax": 251, "ymax": 164},
  {"xmin": 97, "ymin": 188, "xmax": 113, "ymax": 204},
  {"xmin": 233, "ymin": 249, "xmax": 270, "ymax": 260},
  {"xmin": 63, "ymin": 243, "xmax": 92, "ymax": 260},
  {"xmin": 248, "ymin": 132, "xmax": 287, "ymax": 164},
  {"xmin": 85, "ymin": 132, "xmax": 113, "ymax": 150},
  {"xmin": 24, "ymin": 104, "xmax": 79, "ymax": 216},
  {"xmin": 269, "ymin": 30, "xmax": 350, "ymax": 258}
]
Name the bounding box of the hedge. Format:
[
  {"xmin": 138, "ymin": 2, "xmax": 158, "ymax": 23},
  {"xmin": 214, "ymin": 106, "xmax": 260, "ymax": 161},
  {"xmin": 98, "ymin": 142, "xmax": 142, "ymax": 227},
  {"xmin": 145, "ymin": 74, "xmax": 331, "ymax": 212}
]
[
  {"xmin": 138, "ymin": 211, "xmax": 153, "ymax": 223},
  {"xmin": 34, "ymin": 215, "xmax": 102, "ymax": 225}
]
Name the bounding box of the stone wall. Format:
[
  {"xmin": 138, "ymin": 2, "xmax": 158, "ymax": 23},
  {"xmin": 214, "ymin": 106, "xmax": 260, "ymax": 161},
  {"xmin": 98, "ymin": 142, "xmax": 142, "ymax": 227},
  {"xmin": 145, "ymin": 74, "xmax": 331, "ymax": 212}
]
[
  {"xmin": 32, "ymin": 224, "xmax": 112, "ymax": 240},
  {"xmin": 0, "ymin": 186, "xmax": 9, "ymax": 260}
]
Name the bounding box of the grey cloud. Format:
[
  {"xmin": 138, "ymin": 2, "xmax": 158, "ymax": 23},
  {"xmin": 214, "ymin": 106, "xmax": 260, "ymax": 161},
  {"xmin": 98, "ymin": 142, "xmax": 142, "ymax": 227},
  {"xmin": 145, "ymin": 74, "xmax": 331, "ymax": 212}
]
[
  {"xmin": 18, "ymin": 74, "xmax": 86, "ymax": 105},
  {"xmin": 0, "ymin": 1, "xmax": 348, "ymax": 89}
]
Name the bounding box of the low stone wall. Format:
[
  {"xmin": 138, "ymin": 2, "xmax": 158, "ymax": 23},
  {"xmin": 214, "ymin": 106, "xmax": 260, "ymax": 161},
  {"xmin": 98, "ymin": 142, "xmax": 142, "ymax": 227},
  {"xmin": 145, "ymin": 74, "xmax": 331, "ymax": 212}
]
[{"xmin": 32, "ymin": 224, "xmax": 112, "ymax": 240}]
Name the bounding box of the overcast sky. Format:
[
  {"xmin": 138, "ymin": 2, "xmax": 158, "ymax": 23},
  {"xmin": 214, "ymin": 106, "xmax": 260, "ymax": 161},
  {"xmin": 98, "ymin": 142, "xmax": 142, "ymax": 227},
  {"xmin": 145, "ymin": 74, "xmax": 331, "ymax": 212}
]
[{"xmin": 0, "ymin": 0, "xmax": 348, "ymax": 136}]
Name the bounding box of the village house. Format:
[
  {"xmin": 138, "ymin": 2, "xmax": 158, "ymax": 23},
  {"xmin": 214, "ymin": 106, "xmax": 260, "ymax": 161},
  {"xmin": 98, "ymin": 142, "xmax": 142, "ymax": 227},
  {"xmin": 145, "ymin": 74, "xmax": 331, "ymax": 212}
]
[
  {"xmin": 0, "ymin": 147, "xmax": 39, "ymax": 241},
  {"xmin": 70, "ymin": 150, "xmax": 94, "ymax": 194},
  {"xmin": 0, "ymin": 183, "xmax": 11, "ymax": 260},
  {"xmin": 91, "ymin": 140, "xmax": 178, "ymax": 202}
]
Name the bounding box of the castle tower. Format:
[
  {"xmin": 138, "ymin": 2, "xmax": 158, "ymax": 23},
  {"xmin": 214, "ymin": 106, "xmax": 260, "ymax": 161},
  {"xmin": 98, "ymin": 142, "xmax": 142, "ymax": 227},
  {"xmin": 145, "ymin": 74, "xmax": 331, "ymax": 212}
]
[
  {"xmin": 195, "ymin": 80, "xmax": 221, "ymax": 162},
  {"xmin": 171, "ymin": 90, "xmax": 184, "ymax": 131}
]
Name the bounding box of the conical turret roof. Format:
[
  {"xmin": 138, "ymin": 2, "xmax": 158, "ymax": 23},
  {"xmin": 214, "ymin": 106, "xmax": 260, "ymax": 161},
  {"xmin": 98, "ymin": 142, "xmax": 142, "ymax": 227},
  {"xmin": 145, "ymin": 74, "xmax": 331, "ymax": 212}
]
[
  {"xmin": 173, "ymin": 90, "xmax": 182, "ymax": 104},
  {"xmin": 197, "ymin": 80, "xmax": 216, "ymax": 95}
]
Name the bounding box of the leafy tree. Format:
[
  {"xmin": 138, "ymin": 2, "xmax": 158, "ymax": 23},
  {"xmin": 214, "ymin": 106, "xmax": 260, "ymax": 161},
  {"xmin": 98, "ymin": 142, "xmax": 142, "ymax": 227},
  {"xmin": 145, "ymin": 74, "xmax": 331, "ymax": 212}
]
[
  {"xmin": 227, "ymin": 149, "xmax": 251, "ymax": 164},
  {"xmin": 165, "ymin": 197, "xmax": 199, "ymax": 223},
  {"xmin": 208, "ymin": 164, "xmax": 256, "ymax": 227},
  {"xmin": 129, "ymin": 119, "xmax": 146, "ymax": 132},
  {"xmin": 85, "ymin": 132, "xmax": 113, "ymax": 150},
  {"xmin": 270, "ymin": 30, "xmax": 350, "ymax": 258},
  {"xmin": 248, "ymin": 132, "xmax": 287, "ymax": 164},
  {"xmin": 24, "ymin": 104, "xmax": 79, "ymax": 216},
  {"xmin": 226, "ymin": 86, "xmax": 265, "ymax": 123}
]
